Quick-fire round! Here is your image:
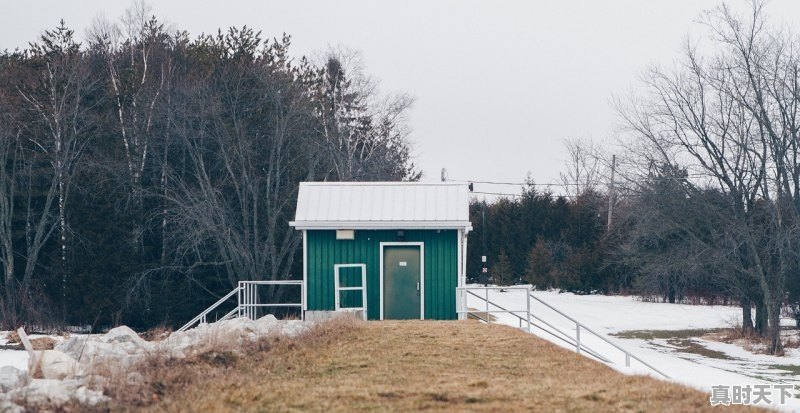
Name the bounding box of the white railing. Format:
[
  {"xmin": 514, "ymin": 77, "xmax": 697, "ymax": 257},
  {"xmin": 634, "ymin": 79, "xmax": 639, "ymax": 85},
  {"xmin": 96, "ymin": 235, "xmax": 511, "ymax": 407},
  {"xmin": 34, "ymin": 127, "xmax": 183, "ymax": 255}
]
[
  {"xmin": 459, "ymin": 286, "xmax": 670, "ymax": 379},
  {"xmin": 177, "ymin": 280, "xmax": 303, "ymax": 332},
  {"xmin": 456, "ymin": 286, "xmax": 531, "ymax": 332},
  {"xmin": 238, "ymin": 280, "xmax": 304, "ymax": 320}
]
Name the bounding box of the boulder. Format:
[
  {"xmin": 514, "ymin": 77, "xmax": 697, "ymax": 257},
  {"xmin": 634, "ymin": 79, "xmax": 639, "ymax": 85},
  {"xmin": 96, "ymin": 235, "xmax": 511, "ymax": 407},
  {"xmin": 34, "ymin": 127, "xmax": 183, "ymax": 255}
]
[
  {"xmin": 0, "ymin": 398, "xmax": 24, "ymax": 413},
  {"xmin": 36, "ymin": 350, "xmax": 81, "ymax": 380},
  {"xmin": 0, "ymin": 366, "xmax": 27, "ymax": 392},
  {"xmin": 56, "ymin": 333, "xmax": 146, "ymax": 369},
  {"xmin": 8, "ymin": 379, "xmax": 107, "ymax": 408},
  {"xmin": 10, "ymin": 379, "xmax": 76, "ymax": 406},
  {"xmin": 103, "ymin": 326, "xmax": 147, "ymax": 348},
  {"xmin": 54, "ymin": 335, "xmax": 89, "ymax": 358}
]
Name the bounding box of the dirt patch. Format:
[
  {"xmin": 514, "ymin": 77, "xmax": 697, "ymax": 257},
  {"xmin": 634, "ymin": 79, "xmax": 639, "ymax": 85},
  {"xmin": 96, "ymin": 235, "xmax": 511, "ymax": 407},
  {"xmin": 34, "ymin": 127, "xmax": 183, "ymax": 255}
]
[
  {"xmin": 105, "ymin": 320, "xmax": 758, "ymax": 413},
  {"xmin": 664, "ymin": 338, "xmax": 734, "ymax": 360},
  {"xmin": 769, "ymin": 364, "xmax": 800, "ymax": 376},
  {"xmin": 613, "ymin": 329, "xmax": 735, "ymax": 360},
  {"xmin": 612, "ymin": 329, "xmax": 723, "ymax": 341}
]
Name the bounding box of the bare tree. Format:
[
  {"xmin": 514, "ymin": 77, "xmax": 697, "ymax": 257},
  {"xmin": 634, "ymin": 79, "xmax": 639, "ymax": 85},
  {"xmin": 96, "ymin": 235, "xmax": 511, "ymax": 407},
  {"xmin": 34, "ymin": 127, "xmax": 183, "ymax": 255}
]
[
  {"xmin": 618, "ymin": 0, "xmax": 800, "ymax": 353},
  {"xmin": 159, "ymin": 30, "xmax": 318, "ymax": 294},
  {"xmin": 88, "ymin": 2, "xmax": 174, "ymax": 252},
  {"xmin": 559, "ymin": 137, "xmax": 606, "ymax": 197},
  {"xmin": 315, "ymin": 47, "xmax": 417, "ymax": 181},
  {"xmin": 17, "ymin": 22, "xmax": 97, "ymax": 308}
]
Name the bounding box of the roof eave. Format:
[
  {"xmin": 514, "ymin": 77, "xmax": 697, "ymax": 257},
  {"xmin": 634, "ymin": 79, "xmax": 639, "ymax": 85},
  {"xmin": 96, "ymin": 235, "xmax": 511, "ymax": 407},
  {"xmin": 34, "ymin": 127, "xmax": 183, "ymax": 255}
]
[{"xmin": 289, "ymin": 220, "xmax": 473, "ymax": 231}]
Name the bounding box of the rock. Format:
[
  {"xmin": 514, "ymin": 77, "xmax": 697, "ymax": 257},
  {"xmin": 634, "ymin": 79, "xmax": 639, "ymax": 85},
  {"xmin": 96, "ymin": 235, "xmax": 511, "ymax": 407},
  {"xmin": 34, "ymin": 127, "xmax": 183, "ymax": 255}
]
[
  {"xmin": 0, "ymin": 366, "xmax": 27, "ymax": 392},
  {"xmin": 10, "ymin": 379, "xmax": 77, "ymax": 406},
  {"xmin": 54, "ymin": 335, "xmax": 89, "ymax": 358},
  {"xmin": 57, "ymin": 335, "xmax": 144, "ymax": 369},
  {"xmin": 126, "ymin": 371, "xmax": 144, "ymax": 386},
  {"xmin": 103, "ymin": 326, "xmax": 145, "ymax": 346},
  {"xmin": 37, "ymin": 350, "xmax": 81, "ymax": 380},
  {"xmin": 258, "ymin": 314, "xmax": 278, "ymax": 323},
  {"xmin": 102, "ymin": 326, "xmax": 151, "ymax": 354},
  {"xmin": 73, "ymin": 385, "xmax": 109, "ymax": 406},
  {"xmin": 8, "ymin": 379, "xmax": 107, "ymax": 408},
  {"xmin": 0, "ymin": 398, "xmax": 24, "ymax": 413},
  {"xmin": 206, "ymin": 317, "xmax": 258, "ymax": 345}
]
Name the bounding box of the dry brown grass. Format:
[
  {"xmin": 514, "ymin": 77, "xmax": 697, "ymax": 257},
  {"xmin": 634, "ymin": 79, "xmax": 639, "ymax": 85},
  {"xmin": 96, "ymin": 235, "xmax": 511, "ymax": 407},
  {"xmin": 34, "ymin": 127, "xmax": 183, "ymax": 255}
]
[
  {"xmin": 703, "ymin": 325, "xmax": 800, "ymax": 356},
  {"xmin": 138, "ymin": 326, "xmax": 172, "ymax": 342},
  {"xmin": 4, "ymin": 329, "xmax": 20, "ymax": 344},
  {"xmin": 102, "ymin": 319, "xmax": 762, "ymax": 413},
  {"xmin": 30, "ymin": 336, "xmax": 57, "ymax": 350}
]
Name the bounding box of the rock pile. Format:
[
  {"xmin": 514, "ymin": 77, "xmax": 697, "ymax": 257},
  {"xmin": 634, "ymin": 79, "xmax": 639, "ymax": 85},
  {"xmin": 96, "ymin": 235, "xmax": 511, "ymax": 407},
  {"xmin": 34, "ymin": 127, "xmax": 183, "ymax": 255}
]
[{"xmin": 0, "ymin": 315, "xmax": 308, "ymax": 411}]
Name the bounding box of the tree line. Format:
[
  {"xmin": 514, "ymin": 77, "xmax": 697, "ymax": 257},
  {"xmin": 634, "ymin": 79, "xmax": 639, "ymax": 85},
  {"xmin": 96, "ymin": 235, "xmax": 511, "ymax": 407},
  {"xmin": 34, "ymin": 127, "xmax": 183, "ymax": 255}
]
[
  {"xmin": 0, "ymin": 5, "xmax": 417, "ymax": 330},
  {"xmin": 474, "ymin": 1, "xmax": 800, "ymax": 355}
]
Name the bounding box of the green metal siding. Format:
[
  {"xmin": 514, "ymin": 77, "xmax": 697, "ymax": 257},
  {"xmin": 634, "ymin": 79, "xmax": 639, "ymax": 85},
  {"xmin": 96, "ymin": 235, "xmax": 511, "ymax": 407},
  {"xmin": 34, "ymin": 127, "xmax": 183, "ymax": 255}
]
[{"xmin": 306, "ymin": 229, "xmax": 459, "ymax": 320}]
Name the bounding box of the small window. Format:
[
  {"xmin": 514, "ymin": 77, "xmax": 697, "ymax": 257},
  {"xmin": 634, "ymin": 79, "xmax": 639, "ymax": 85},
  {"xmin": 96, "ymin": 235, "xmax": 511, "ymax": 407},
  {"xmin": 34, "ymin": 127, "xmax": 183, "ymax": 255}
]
[{"xmin": 336, "ymin": 229, "xmax": 355, "ymax": 240}]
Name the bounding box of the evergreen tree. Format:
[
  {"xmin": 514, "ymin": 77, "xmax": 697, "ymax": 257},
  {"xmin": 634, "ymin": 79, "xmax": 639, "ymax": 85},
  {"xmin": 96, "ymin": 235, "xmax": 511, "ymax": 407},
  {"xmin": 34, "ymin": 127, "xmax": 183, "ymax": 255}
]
[
  {"xmin": 525, "ymin": 240, "xmax": 553, "ymax": 289},
  {"xmin": 492, "ymin": 250, "xmax": 515, "ymax": 286}
]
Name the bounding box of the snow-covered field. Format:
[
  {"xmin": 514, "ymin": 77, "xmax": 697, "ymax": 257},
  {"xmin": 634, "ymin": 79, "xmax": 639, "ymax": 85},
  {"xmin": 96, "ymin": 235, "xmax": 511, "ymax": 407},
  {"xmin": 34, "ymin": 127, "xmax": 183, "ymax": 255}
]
[{"xmin": 467, "ymin": 286, "xmax": 800, "ymax": 411}]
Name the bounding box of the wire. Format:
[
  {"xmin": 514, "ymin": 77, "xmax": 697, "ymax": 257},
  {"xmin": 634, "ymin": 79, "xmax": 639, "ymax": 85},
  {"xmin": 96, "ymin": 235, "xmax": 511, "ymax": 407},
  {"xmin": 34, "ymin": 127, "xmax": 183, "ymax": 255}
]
[
  {"xmin": 468, "ymin": 180, "xmax": 573, "ymax": 186},
  {"xmin": 472, "ymin": 191, "xmax": 522, "ymax": 197}
]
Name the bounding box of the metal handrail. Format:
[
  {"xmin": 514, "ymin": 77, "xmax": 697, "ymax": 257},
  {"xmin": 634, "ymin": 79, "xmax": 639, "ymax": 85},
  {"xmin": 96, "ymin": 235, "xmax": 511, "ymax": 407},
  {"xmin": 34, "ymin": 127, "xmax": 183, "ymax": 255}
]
[
  {"xmin": 462, "ymin": 289, "xmax": 610, "ymax": 364},
  {"xmin": 528, "ymin": 292, "xmax": 670, "ymax": 379},
  {"xmin": 457, "ymin": 286, "xmax": 669, "ymax": 379},
  {"xmin": 238, "ymin": 280, "xmax": 304, "ymax": 320},
  {"xmin": 178, "ymin": 280, "xmax": 304, "ymax": 333},
  {"xmin": 457, "ymin": 286, "xmax": 531, "ymax": 332},
  {"xmin": 177, "ymin": 287, "xmax": 239, "ymax": 332}
]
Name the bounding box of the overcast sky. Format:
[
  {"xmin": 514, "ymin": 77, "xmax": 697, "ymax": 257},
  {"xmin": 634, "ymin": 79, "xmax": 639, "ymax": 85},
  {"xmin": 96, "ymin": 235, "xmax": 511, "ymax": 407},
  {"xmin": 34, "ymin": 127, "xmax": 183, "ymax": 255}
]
[{"xmin": 3, "ymin": 1, "xmax": 800, "ymax": 193}]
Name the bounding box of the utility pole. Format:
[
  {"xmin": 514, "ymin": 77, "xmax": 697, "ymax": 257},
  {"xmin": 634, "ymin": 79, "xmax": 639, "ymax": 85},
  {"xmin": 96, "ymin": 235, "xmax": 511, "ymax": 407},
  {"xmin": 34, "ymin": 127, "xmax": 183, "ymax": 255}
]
[
  {"xmin": 482, "ymin": 199, "xmax": 488, "ymax": 287},
  {"xmin": 607, "ymin": 154, "xmax": 616, "ymax": 230}
]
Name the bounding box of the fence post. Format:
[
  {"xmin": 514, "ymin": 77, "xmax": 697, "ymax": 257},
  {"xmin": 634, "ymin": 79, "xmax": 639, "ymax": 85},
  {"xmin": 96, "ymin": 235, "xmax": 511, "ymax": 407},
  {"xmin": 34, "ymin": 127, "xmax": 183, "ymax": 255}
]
[{"xmin": 576, "ymin": 324, "xmax": 581, "ymax": 354}]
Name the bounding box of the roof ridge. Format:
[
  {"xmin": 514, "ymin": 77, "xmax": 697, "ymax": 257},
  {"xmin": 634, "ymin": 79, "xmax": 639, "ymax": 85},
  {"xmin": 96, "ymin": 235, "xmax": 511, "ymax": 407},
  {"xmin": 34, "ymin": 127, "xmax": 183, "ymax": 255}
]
[{"xmin": 299, "ymin": 181, "xmax": 468, "ymax": 186}]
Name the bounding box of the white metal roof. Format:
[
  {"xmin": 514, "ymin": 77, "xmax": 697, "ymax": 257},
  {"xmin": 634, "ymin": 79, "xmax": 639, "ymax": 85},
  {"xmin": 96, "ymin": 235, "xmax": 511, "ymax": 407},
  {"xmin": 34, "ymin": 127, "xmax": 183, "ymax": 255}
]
[{"xmin": 290, "ymin": 181, "xmax": 472, "ymax": 230}]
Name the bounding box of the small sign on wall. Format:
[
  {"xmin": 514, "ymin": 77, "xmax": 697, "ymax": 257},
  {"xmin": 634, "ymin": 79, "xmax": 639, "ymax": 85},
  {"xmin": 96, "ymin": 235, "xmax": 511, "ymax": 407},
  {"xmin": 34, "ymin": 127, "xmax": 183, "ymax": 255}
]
[
  {"xmin": 336, "ymin": 229, "xmax": 355, "ymax": 240},
  {"xmin": 399, "ymin": 261, "xmax": 407, "ymax": 266}
]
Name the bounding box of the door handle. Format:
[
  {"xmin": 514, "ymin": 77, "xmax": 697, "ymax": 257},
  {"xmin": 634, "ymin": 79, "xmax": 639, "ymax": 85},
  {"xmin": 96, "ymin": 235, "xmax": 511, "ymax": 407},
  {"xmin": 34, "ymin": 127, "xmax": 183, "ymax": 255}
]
[{"xmin": 416, "ymin": 282, "xmax": 420, "ymax": 291}]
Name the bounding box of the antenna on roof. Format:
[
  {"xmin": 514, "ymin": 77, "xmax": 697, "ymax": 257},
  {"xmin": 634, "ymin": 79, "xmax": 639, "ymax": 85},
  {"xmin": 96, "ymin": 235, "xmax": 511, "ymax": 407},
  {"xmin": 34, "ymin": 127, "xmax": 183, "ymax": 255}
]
[{"xmin": 440, "ymin": 168, "xmax": 449, "ymax": 182}]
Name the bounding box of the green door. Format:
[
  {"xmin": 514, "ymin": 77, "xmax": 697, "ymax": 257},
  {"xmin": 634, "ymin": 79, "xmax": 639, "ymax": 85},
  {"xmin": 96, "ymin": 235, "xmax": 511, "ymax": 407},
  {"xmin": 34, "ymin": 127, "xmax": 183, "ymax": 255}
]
[{"xmin": 383, "ymin": 245, "xmax": 421, "ymax": 319}]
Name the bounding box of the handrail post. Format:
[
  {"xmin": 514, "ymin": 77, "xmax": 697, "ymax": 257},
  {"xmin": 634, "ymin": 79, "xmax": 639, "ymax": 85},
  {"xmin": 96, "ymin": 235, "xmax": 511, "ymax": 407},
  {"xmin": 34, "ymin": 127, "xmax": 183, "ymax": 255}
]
[
  {"xmin": 238, "ymin": 282, "xmax": 243, "ymax": 318},
  {"xmin": 526, "ymin": 288, "xmax": 531, "ymax": 333},
  {"xmin": 576, "ymin": 324, "xmax": 581, "ymax": 354},
  {"xmin": 625, "ymin": 353, "xmax": 630, "ymax": 367}
]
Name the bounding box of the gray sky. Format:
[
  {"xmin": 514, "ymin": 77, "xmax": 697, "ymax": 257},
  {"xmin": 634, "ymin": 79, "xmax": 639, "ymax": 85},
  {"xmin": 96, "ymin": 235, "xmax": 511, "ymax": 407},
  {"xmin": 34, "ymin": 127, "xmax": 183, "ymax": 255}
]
[{"xmin": 3, "ymin": 1, "xmax": 800, "ymax": 193}]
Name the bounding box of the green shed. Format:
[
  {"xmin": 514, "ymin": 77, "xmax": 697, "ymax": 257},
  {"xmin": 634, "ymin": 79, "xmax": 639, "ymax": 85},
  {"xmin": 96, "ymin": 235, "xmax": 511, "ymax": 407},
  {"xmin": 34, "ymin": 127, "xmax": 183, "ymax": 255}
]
[{"xmin": 290, "ymin": 182, "xmax": 472, "ymax": 321}]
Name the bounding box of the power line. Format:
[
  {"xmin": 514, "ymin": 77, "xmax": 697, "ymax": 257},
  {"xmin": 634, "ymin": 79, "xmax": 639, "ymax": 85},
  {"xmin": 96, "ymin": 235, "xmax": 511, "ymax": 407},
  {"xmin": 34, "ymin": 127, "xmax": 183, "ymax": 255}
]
[
  {"xmin": 468, "ymin": 180, "xmax": 576, "ymax": 186},
  {"xmin": 472, "ymin": 191, "xmax": 522, "ymax": 197}
]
